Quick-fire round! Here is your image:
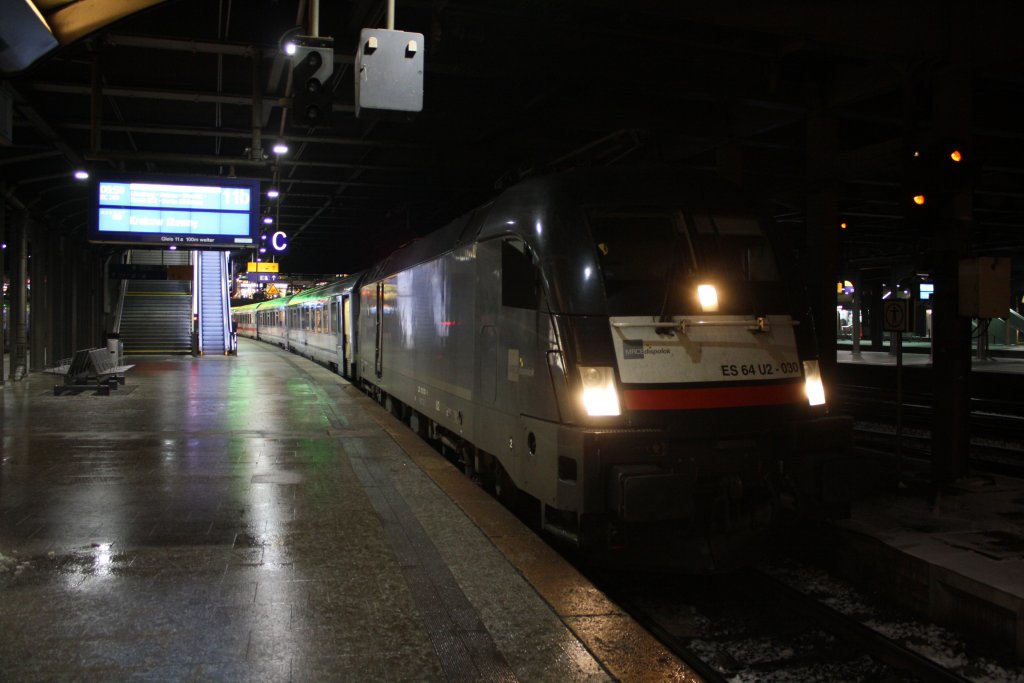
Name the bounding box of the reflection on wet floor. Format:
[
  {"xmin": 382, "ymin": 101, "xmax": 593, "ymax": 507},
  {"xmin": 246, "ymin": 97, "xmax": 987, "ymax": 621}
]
[{"xmin": 0, "ymin": 342, "xmax": 611, "ymax": 681}]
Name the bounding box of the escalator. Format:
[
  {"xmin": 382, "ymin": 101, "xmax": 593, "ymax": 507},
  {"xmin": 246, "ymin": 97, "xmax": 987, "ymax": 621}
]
[{"xmin": 196, "ymin": 250, "xmax": 232, "ymax": 356}]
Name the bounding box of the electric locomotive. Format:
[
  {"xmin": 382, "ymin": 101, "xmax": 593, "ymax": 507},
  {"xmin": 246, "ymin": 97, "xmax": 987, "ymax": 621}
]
[{"xmin": 352, "ymin": 166, "xmax": 847, "ymax": 571}]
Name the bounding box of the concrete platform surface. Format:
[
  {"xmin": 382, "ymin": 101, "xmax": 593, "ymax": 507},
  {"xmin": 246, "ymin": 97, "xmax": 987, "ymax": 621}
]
[
  {"xmin": 827, "ymin": 469, "xmax": 1024, "ymax": 660},
  {"xmin": 0, "ymin": 339, "xmax": 696, "ymax": 682}
]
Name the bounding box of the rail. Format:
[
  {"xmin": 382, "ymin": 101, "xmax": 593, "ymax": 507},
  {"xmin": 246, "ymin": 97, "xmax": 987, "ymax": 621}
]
[{"xmin": 746, "ymin": 569, "xmax": 970, "ymax": 683}]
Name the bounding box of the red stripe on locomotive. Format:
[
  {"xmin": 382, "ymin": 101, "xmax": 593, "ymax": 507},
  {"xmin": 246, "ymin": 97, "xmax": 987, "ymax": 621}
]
[{"xmin": 623, "ymin": 382, "xmax": 805, "ymax": 411}]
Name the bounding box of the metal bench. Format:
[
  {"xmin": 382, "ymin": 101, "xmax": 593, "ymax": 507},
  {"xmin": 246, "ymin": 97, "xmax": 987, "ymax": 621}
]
[{"xmin": 47, "ymin": 348, "xmax": 135, "ymax": 395}]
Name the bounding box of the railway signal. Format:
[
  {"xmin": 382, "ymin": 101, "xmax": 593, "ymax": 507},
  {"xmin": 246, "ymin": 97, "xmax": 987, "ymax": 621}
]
[{"xmin": 289, "ymin": 36, "xmax": 334, "ymax": 127}]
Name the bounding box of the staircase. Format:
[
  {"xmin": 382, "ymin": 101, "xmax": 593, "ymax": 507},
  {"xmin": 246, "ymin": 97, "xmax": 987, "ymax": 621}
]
[
  {"xmin": 197, "ymin": 250, "xmax": 229, "ymax": 355},
  {"xmin": 118, "ymin": 280, "xmax": 193, "ymax": 354}
]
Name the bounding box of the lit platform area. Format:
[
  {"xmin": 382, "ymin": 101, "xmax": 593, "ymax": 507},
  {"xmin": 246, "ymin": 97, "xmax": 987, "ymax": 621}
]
[
  {"xmin": 838, "ymin": 347, "xmax": 1024, "ymax": 373},
  {"xmin": 0, "ymin": 339, "xmax": 689, "ymax": 681}
]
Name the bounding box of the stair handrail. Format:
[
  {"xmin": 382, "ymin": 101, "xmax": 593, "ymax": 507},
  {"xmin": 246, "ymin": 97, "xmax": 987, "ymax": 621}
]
[
  {"xmin": 1007, "ymin": 309, "xmax": 1024, "ymax": 334},
  {"xmin": 193, "ymin": 251, "xmax": 202, "ymax": 353},
  {"xmin": 113, "ymin": 278, "xmax": 129, "ymax": 334},
  {"xmin": 219, "ymin": 251, "xmax": 232, "ymax": 353}
]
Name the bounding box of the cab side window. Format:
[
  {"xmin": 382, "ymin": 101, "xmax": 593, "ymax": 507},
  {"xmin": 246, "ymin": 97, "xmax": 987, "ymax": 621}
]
[{"xmin": 502, "ymin": 239, "xmax": 538, "ymax": 309}]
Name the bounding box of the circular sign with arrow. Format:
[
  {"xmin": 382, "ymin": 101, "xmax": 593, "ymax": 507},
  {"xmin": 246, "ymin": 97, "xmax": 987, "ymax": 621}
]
[{"xmin": 883, "ymin": 299, "xmax": 910, "ymax": 332}]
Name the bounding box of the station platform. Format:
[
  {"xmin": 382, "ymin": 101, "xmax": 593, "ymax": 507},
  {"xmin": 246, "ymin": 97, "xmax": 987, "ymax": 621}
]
[
  {"xmin": 819, "ymin": 462, "xmax": 1024, "ymax": 661},
  {"xmin": 0, "ymin": 340, "xmax": 694, "ymax": 681},
  {"xmin": 837, "ymin": 346, "xmax": 1024, "ymax": 373},
  {"xmin": 830, "ymin": 345, "xmax": 1024, "ymax": 660}
]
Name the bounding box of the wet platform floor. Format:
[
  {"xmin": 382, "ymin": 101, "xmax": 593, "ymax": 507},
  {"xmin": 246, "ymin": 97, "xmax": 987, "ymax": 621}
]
[{"xmin": 0, "ymin": 339, "xmax": 693, "ymax": 681}]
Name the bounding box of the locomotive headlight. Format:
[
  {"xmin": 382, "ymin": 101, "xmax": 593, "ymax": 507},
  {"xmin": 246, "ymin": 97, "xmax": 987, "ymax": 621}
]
[
  {"xmin": 578, "ymin": 366, "xmax": 621, "ymax": 416},
  {"xmin": 697, "ymin": 284, "xmax": 719, "ymax": 312},
  {"xmin": 802, "ymin": 360, "xmax": 826, "ymax": 406}
]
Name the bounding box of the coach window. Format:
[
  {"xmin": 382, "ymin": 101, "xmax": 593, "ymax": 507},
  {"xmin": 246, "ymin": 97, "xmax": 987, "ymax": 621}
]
[{"xmin": 502, "ymin": 238, "xmax": 539, "ymax": 309}]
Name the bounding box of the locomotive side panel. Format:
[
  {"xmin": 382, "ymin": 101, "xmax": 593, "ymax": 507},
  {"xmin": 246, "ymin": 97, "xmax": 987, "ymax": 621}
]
[
  {"xmin": 360, "ymin": 246, "xmax": 479, "ymax": 441},
  {"xmin": 490, "ymin": 236, "xmax": 568, "ymax": 503}
]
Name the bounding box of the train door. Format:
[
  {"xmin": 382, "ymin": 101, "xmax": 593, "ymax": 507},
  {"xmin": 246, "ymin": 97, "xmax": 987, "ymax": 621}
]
[
  {"xmin": 343, "ymin": 294, "xmax": 354, "ymax": 379},
  {"xmin": 330, "ymin": 299, "xmax": 341, "ymax": 374},
  {"xmin": 374, "ymin": 281, "xmax": 384, "ymax": 378}
]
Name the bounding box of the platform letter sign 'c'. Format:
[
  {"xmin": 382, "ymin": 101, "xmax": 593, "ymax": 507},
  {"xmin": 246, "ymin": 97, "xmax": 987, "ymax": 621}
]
[{"xmin": 271, "ymin": 231, "xmax": 288, "ymax": 252}]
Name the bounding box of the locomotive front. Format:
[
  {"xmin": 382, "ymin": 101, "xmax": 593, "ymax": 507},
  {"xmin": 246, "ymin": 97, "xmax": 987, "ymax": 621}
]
[{"xmin": 522, "ymin": 172, "xmax": 846, "ymax": 571}]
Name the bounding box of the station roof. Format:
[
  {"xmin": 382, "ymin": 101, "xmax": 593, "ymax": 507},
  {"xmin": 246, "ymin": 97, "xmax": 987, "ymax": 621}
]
[{"xmin": 3, "ymin": 1, "xmax": 1024, "ymax": 277}]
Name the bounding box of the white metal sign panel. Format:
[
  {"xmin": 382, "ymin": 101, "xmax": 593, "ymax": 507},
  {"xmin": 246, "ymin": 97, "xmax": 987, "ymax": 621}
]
[{"xmin": 609, "ymin": 315, "xmax": 801, "ymax": 384}]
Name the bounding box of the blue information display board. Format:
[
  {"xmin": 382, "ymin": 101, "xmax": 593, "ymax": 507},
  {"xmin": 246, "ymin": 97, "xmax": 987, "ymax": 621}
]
[{"xmin": 90, "ymin": 176, "xmax": 260, "ymax": 248}]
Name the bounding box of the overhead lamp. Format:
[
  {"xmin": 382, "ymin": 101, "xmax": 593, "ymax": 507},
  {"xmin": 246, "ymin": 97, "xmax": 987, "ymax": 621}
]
[
  {"xmin": 263, "ymin": 217, "xmax": 273, "ymax": 225},
  {"xmin": 259, "ymin": 246, "xmax": 267, "ymax": 254},
  {"xmin": 168, "ymin": 245, "xmax": 177, "ymax": 251},
  {"xmin": 267, "ymin": 188, "xmax": 280, "ymax": 199},
  {"xmin": 272, "ymin": 142, "xmax": 289, "ymax": 155},
  {"xmin": 74, "ymin": 170, "xmax": 89, "ymax": 180},
  {"xmin": 284, "ymin": 41, "xmax": 297, "ymax": 56}
]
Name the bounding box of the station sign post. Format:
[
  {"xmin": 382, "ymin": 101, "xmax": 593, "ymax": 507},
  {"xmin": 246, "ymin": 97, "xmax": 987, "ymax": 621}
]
[{"xmin": 883, "ymin": 299, "xmax": 911, "ymax": 481}]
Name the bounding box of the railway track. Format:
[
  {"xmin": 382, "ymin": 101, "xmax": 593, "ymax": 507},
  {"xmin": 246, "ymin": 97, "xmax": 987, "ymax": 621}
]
[
  {"xmin": 839, "ymin": 384, "xmax": 1024, "ymax": 476},
  {"xmin": 593, "ymin": 558, "xmax": 1020, "ymax": 682}
]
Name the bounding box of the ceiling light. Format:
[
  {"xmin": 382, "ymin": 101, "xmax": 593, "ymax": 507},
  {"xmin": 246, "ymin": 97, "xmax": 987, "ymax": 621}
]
[
  {"xmin": 272, "ymin": 142, "xmax": 289, "ymax": 155},
  {"xmin": 267, "ymin": 188, "xmax": 279, "ymax": 199},
  {"xmin": 74, "ymin": 170, "xmax": 89, "ymax": 180},
  {"xmin": 263, "ymin": 217, "xmax": 273, "ymax": 225},
  {"xmin": 284, "ymin": 42, "xmax": 297, "ymax": 56}
]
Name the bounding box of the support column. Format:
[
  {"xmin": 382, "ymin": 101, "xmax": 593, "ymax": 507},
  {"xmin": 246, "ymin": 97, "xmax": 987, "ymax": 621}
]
[
  {"xmin": 29, "ymin": 223, "xmax": 51, "ymax": 371},
  {"xmin": 851, "ymin": 270, "xmax": 863, "ymax": 357},
  {"xmin": 10, "ymin": 211, "xmax": 28, "ymax": 380},
  {"xmin": 806, "ymin": 112, "xmax": 840, "ymax": 395},
  {"xmin": 0, "ymin": 186, "xmax": 6, "ymax": 386},
  {"xmin": 50, "ymin": 234, "xmax": 66, "ymax": 363},
  {"xmin": 929, "ymin": 9, "xmax": 973, "ymax": 484},
  {"xmin": 869, "ymin": 284, "xmax": 884, "ymax": 350}
]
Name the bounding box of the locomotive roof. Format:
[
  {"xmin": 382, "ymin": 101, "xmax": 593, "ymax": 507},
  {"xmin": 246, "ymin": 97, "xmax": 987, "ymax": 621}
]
[{"xmin": 361, "ymin": 166, "xmax": 759, "ymax": 284}]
